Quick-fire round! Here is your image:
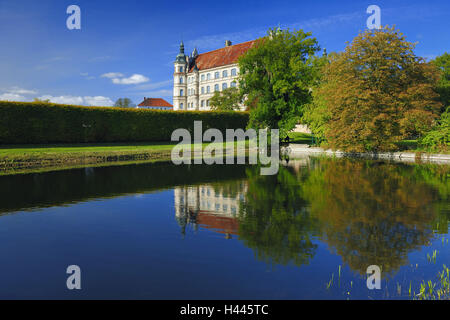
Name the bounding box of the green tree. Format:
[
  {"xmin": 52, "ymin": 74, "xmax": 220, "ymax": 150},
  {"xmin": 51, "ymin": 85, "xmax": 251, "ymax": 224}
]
[
  {"xmin": 209, "ymin": 87, "xmax": 242, "ymax": 111},
  {"xmin": 238, "ymin": 28, "xmax": 321, "ymax": 138},
  {"xmin": 420, "ymin": 106, "xmax": 449, "ymax": 152},
  {"xmin": 301, "ymin": 53, "xmax": 331, "ymax": 143},
  {"xmin": 432, "ymin": 53, "xmax": 450, "ymax": 113},
  {"xmin": 316, "ymin": 26, "xmax": 442, "ymax": 152},
  {"xmin": 114, "ymin": 98, "xmax": 135, "ymax": 108}
]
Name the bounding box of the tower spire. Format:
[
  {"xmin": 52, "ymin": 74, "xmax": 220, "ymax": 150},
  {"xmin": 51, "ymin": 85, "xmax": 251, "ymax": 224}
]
[{"xmin": 179, "ymin": 41, "xmax": 185, "ymax": 54}]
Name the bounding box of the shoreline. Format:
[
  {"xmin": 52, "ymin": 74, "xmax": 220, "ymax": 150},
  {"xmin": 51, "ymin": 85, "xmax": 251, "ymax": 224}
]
[
  {"xmin": 1, "ymin": 142, "xmax": 449, "ymax": 176},
  {"xmin": 283, "ymin": 144, "xmax": 450, "ymax": 164}
]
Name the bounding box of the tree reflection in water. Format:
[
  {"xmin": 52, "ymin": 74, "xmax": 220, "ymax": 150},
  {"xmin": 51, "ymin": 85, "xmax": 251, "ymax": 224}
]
[
  {"xmin": 238, "ymin": 158, "xmax": 449, "ymax": 276},
  {"xmin": 238, "ymin": 165, "xmax": 319, "ymax": 267}
]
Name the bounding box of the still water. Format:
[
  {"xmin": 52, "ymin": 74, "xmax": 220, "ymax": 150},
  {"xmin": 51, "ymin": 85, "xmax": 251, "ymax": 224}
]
[{"xmin": 0, "ymin": 157, "xmax": 448, "ymax": 299}]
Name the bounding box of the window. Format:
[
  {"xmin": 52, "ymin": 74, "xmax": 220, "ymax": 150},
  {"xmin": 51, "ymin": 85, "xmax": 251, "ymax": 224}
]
[
  {"xmin": 207, "ymin": 86, "xmax": 210, "ymax": 93},
  {"xmin": 179, "ymin": 66, "xmax": 184, "ymax": 73},
  {"xmin": 222, "ymin": 83, "xmax": 227, "ymax": 90},
  {"xmin": 201, "ymin": 87, "xmax": 205, "ymax": 94},
  {"xmin": 180, "ymin": 89, "xmax": 184, "ymax": 96},
  {"xmin": 214, "ymin": 72, "xmax": 220, "ymax": 79},
  {"xmin": 179, "ymin": 77, "xmax": 183, "ymax": 84},
  {"xmin": 201, "ymin": 100, "xmax": 204, "ymax": 107},
  {"xmin": 231, "ymin": 68, "xmax": 237, "ymax": 76},
  {"xmin": 222, "ymin": 70, "xmax": 228, "ymax": 78},
  {"xmin": 231, "ymin": 81, "xmax": 237, "ymax": 88},
  {"xmin": 214, "ymin": 84, "xmax": 219, "ymax": 91},
  {"xmin": 207, "ymin": 73, "xmax": 211, "ymax": 80},
  {"xmin": 207, "ymin": 100, "xmax": 210, "ymax": 106},
  {"xmin": 201, "ymin": 74, "xmax": 205, "ymax": 81},
  {"xmin": 180, "ymin": 103, "xmax": 184, "ymax": 109}
]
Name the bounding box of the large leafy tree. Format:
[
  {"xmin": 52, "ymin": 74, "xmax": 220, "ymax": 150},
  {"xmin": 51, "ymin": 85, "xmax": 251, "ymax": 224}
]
[
  {"xmin": 209, "ymin": 87, "xmax": 243, "ymax": 111},
  {"xmin": 315, "ymin": 27, "xmax": 442, "ymax": 152},
  {"xmin": 238, "ymin": 28, "xmax": 321, "ymax": 138}
]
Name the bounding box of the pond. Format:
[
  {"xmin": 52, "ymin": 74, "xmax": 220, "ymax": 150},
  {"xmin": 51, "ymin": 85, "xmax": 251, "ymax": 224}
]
[{"xmin": 0, "ymin": 157, "xmax": 448, "ymax": 299}]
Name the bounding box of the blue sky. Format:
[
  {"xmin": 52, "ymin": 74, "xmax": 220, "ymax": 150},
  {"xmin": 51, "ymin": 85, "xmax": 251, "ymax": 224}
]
[{"xmin": 0, "ymin": 0, "xmax": 449, "ymax": 106}]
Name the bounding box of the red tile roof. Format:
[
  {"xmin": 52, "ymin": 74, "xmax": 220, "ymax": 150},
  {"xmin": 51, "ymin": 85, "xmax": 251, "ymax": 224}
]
[
  {"xmin": 189, "ymin": 40, "xmax": 258, "ymax": 72},
  {"xmin": 197, "ymin": 212, "xmax": 239, "ymax": 236},
  {"xmin": 138, "ymin": 98, "xmax": 173, "ymax": 108}
]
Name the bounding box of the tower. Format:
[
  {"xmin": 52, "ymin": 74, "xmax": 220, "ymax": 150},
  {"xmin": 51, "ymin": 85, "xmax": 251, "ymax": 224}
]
[
  {"xmin": 190, "ymin": 48, "xmax": 199, "ymax": 110},
  {"xmin": 173, "ymin": 41, "xmax": 187, "ymax": 110}
]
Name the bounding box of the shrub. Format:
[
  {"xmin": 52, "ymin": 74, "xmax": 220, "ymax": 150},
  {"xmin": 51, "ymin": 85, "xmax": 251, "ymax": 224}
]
[
  {"xmin": 0, "ymin": 101, "xmax": 249, "ymax": 144},
  {"xmin": 420, "ymin": 107, "xmax": 450, "ymax": 152}
]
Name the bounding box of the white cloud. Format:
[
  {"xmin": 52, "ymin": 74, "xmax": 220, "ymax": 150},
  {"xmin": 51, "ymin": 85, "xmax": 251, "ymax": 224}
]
[
  {"xmin": 0, "ymin": 93, "xmax": 27, "ymax": 101},
  {"xmin": 101, "ymin": 72, "xmax": 124, "ymax": 79},
  {"xmin": 84, "ymin": 96, "xmax": 114, "ymax": 106},
  {"xmin": 186, "ymin": 11, "xmax": 363, "ymax": 51},
  {"xmin": 140, "ymin": 89, "xmax": 172, "ymax": 98},
  {"xmin": 38, "ymin": 95, "xmax": 114, "ymax": 107},
  {"xmin": 0, "ymin": 87, "xmax": 113, "ymax": 107},
  {"xmin": 101, "ymin": 72, "xmax": 149, "ymax": 85},
  {"xmin": 112, "ymin": 74, "xmax": 149, "ymax": 85},
  {"xmin": 131, "ymin": 79, "xmax": 172, "ymax": 91},
  {"xmin": 0, "ymin": 87, "xmax": 38, "ymax": 101},
  {"xmin": 39, "ymin": 95, "xmax": 84, "ymax": 105},
  {"xmin": 9, "ymin": 87, "xmax": 38, "ymax": 95}
]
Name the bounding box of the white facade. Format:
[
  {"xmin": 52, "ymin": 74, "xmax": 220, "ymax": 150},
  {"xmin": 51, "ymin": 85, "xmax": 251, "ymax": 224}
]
[{"xmin": 173, "ymin": 42, "xmax": 244, "ymax": 111}]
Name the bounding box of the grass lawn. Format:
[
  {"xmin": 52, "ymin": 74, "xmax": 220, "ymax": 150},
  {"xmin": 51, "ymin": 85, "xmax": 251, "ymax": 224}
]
[
  {"xmin": 287, "ymin": 132, "xmax": 314, "ymax": 144},
  {"xmin": 0, "ymin": 141, "xmax": 251, "ymax": 174},
  {"xmin": 0, "ymin": 141, "xmax": 177, "ymax": 159}
]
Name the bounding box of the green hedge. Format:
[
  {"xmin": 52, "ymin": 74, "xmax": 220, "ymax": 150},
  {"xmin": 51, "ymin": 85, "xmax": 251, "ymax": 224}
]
[{"xmin": 0, "ymin": 101, "xmax": 249, "ymax": 144}]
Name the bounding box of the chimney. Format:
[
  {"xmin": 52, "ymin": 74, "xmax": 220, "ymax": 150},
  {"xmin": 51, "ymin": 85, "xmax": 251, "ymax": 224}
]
[{"xmin": 225, "ymin": 40, "xmax": 232, "ymax": 47}]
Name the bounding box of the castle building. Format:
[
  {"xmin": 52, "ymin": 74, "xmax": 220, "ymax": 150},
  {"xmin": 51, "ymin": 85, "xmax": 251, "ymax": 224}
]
[
  {"xmin": 173, "ymin": 40, "xmax": 257, "ymax": 111},
  {"xmin": 174, "ymin": 183, "xmax": 247, "ymax": 238}
]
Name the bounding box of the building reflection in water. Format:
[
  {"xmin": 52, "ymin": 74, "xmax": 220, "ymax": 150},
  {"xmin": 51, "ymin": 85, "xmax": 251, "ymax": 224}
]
[{"xmin": 174, "ymin": 182, "xmax": 247, "ymax": 238}]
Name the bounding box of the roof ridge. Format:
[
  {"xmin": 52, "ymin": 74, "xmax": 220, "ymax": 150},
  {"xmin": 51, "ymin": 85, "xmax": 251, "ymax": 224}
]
[{"xmin": 196, "ymin": 39, "xmax": 257, "ymax": 57}]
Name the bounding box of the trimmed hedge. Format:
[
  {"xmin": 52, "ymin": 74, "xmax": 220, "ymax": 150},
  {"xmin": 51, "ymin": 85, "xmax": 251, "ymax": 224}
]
[{"xmin": 0, "ymin": 101, "xmax": 249, "ymax": 144}]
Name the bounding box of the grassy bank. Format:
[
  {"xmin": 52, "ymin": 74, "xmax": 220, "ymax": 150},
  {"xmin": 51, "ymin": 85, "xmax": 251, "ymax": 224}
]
[
  {"xmin": 0, "ymin": 141, "xmax": 252, "ymax": 175},
  {"xmin": 0, "ymin": 142, "xmax": 176, "ymax": 175}
]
